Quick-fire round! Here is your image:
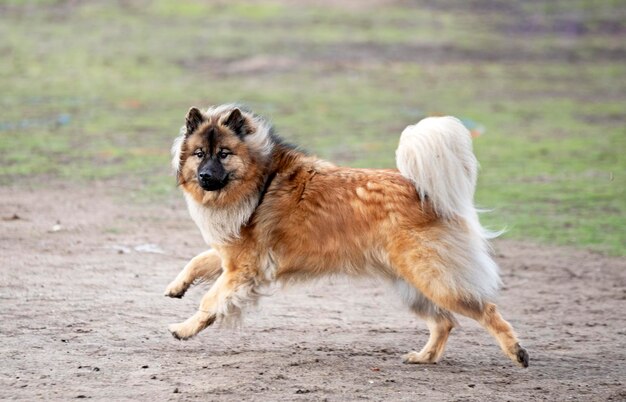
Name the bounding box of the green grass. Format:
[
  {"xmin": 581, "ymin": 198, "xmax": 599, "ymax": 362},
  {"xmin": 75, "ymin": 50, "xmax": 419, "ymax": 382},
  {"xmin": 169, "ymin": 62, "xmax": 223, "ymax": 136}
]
[{"xmin": 1, "ymin": 0, "xmax": 624, "ymax": 255}]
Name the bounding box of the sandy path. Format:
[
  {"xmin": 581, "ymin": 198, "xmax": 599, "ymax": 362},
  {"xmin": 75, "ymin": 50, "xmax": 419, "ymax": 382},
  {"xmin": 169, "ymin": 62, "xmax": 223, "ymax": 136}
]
[{"xmin": 1, "ymin": 184, "xmax": 624, "ymax": 401}]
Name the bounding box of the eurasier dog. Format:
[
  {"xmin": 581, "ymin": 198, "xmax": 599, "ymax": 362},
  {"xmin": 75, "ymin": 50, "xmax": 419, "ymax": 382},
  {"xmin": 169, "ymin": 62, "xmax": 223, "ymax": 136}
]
[{"xmin": 165, "ymin": 104, "xmax": 529, "ymax": 367}]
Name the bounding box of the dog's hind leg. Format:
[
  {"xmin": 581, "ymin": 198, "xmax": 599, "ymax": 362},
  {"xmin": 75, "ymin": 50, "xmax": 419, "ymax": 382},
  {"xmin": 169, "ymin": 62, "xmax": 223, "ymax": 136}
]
[
  {"xmin": 404, "ymin": 316, "xmax": 455, "ymax": 364},
  {"xmin": 395, "ymin": 280, "xmax": 457, "ymax": 364},
  {"xmin": 164, "ymin": 249, "xmax": 222, "ymax": 298},
  {"xmin": 390, "ymin": 246, "xmax": 529, "ymax": 367}
]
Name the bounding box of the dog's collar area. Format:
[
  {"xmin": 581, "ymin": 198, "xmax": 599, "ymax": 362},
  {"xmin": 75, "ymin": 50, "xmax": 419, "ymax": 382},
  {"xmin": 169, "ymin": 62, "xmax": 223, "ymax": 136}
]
[
  {"xmin": 259, "ymin": 171, "xmax": 277, "ymax": 204},
  {"xmin": 246, "ymin": 170, "xmax": 277, "ymax": 225}
]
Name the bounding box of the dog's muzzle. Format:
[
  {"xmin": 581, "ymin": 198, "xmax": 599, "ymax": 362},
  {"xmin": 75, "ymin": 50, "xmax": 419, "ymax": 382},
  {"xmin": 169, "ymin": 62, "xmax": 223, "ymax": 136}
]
[{"xmin": 198, "ymin": 173, "xmax": 228, "ymax": 191}]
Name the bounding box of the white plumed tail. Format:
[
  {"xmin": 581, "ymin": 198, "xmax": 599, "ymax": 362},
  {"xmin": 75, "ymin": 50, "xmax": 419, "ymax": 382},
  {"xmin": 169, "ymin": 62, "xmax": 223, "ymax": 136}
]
[
  {"xmin": 396, "ymin": 116, "xmax": 478, "ymax": 220},
  {"xmin": 397, "ymin": 116, "xmax": 503, "ymax": 300}
]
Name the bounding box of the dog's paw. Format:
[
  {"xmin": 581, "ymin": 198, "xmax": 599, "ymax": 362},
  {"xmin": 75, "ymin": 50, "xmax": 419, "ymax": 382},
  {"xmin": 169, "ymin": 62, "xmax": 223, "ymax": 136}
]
[
  {"xmin": 402, "ymin": 351, "xmax": 437, "ymax": 364},
  {"xmin": 168, "ymin": 313, "xmax": 215, "ymax": 340},
  {"xmin": 168, "ymin": 322, "xmax": 193, "ymax": 340},
  {"xmin": 515, "ymin": 344, "xmax": 529, "ymax": 368},
  {"xmin": 164, "ymin": 281, "xmax": 188, "ymax": 299}
]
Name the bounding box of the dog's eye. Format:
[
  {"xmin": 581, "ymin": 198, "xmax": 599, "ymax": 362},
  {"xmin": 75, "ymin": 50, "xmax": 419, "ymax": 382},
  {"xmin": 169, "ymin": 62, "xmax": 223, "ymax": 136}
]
[
  {"xmin": 218, "ymin": 150, "xmax": 231, "ymax": 159},
  {"xmin": 194, "ymin": 150, "xmax": 205, "ymax": 158}
]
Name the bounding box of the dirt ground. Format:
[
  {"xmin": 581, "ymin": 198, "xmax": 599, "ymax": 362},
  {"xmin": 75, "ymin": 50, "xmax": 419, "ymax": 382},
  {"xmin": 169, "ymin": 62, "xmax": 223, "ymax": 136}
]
[{"xmin": 1, "ymin": 182, "xmax": 624, "ymax": 401}]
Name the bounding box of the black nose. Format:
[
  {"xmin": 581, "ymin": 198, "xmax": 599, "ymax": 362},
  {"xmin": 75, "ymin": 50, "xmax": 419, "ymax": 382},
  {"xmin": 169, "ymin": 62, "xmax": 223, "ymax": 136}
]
[
  {"xmin": 199, "ymin": 172, "xmax": 213, "ymax": 182},
  {"xmin": 198, "ymin": 172, "xmax": 227, "ymax": 191}
]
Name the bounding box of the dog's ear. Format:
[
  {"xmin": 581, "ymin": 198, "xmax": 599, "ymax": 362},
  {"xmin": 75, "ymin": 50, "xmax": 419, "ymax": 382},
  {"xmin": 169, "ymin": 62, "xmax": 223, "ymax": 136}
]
[
  {"xmin": 185, "ymin": 107, "xmax": 204, "ymax": 136},
  {"xmin": 222, "ymin": 108, "xmax": 253, "ymax": 137}
]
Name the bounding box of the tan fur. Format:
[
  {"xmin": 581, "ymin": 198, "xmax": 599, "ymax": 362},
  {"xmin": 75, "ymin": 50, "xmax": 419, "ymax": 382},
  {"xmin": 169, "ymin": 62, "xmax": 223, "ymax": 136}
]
[
  {"xmin": 164, "ymin": 250, "xmax": 222, "ymax": 298},
  {"xmin": 165, "ymin": 105, "xmax": 529, "ymax": 368}
]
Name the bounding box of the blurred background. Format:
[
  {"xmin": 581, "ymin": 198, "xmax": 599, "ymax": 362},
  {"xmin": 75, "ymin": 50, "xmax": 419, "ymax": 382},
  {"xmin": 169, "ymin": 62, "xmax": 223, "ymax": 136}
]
[{"xmin": 1, "ymin": 0, "xmax": 624, "ymax": 255}]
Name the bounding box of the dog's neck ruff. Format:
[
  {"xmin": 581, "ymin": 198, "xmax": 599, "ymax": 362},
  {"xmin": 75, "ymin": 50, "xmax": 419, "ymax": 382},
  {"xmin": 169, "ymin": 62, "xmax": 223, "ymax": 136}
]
[
  {"xmin": 184, "ymin": 192, "xmax": 259, "ymax": 246},
  {"xmin": 185, "ymin": 168, "xmax": 277, "ymax": 246}
]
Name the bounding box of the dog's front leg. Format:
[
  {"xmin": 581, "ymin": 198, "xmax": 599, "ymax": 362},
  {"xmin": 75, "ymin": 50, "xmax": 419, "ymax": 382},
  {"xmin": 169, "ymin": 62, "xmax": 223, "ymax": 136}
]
[
  {"xmin": 168, "ymin": 269, "xmax": 259, "ymax": 340},
  {"xmin": 164, "ymin": 249, "xmax": 222, "ymax": 298}
]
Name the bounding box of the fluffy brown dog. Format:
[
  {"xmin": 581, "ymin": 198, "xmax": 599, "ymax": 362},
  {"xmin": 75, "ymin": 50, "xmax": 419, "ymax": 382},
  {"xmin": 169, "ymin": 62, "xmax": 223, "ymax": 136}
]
[{"xmin": 165, "ymin": 104, "xmax": 529, "ymax": 367}]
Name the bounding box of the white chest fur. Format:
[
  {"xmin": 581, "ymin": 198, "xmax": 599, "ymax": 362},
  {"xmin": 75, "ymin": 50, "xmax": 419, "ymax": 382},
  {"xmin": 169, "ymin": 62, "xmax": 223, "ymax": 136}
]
[{"xmin": 184, "ymin": 193, "xmax": 259, "ymax": 245}]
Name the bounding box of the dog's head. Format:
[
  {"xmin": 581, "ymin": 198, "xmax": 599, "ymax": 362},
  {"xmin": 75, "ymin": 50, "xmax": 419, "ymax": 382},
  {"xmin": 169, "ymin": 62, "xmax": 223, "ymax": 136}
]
[{"xmin": 172, "ymin": 104, "xmax": 273, "ymax": 204}]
